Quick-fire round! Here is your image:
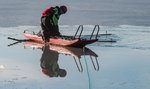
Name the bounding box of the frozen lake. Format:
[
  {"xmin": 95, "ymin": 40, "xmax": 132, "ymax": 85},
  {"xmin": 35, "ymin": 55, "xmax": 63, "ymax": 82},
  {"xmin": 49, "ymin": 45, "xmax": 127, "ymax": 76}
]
[{"xmin": 0, "ymin": 25, "xmax": 150, "ymax": 89}]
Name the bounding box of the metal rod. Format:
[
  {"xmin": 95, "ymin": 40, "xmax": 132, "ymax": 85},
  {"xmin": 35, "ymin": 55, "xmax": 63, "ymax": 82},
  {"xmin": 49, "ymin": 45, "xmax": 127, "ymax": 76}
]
[
  {"xmin": 90, "ymin": 56, "xmax": 99, "ymax": 71},
  {"xmin": 90, "ymin": 25, "xmax": 100, "ymax": 40},
  {"xmin": 95, "ymin": 25, "xmax": 100, "ymax": 39},
  {"xmin": 23, "ymin": 30, "xmax": 35, "ymax": 35},
  {"xmin": 74, "ymin": 25, "xmax": 83, "ymax": 39},
  {"xmin": 73, "ymin": 57, "xmax": 83, "ymax": 72},
  {"xmin": 8, "ymin": 37, "xmax": 30, "ymax": 42}
]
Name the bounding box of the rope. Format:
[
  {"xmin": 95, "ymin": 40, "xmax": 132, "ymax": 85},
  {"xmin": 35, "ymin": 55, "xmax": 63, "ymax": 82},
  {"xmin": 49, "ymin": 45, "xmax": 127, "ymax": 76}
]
[{"xmin": 83, "ymin": 47, "xmax": 92, "ymax": 89}]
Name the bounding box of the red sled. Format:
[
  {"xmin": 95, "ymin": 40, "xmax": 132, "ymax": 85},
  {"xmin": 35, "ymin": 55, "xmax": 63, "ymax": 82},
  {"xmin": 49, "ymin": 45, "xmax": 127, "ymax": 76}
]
[{"xmin": 23, "ymin": 25, "xmax": 100, "ymax": 48}]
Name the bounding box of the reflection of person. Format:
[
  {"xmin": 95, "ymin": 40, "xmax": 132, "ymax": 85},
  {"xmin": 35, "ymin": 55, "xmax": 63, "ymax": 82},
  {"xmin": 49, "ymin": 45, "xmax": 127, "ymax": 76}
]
[
  {"xmin": 40, "ymin": 45, "xmax": 67, "ymax": 77},
  {"xmin": 41, "ymin": 5, "xmax": 67, "ymax": 42}
]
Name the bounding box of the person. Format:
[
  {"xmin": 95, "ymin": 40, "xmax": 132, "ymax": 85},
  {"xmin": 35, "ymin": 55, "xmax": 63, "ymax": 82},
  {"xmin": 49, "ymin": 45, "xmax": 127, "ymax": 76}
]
[
  {"xmin": 40, "ymin": 45, "xmax": 67, "ymax": 78},
  {"xmin": 40, "ymin": 5, "xmax": 67, "ymax": 42}
]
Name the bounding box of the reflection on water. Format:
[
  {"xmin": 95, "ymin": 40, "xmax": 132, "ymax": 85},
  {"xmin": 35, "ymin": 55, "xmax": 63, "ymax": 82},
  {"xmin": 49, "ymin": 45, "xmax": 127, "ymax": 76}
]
[
  {"xmin": 40, "ymin": 45, "xmax": 67, "ymax": 78},
  {"xmin": 2, "ymin": 25, "xmax": 150, "ymax": 89},
  {"xmin": 0, "ymin": 65, "xmax": 5, "ymax": 71},
  {"xmin": 5, "ymin": 30, "xmax": 150, "ymax": 89},
  {"xmin": 22, "ymin": 41, "xmax": 99, "ymax": 78}
]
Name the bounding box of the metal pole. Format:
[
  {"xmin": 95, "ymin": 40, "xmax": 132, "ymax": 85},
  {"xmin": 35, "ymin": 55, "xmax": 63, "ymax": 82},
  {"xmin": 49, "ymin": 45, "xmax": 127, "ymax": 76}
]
[
  {"xmin": 74, "ymin": 25, "xmax": 83, "ymax": 39},
  {"xmin": 90, "ymin": 25, "xmax": 100, "ymax": 40}
]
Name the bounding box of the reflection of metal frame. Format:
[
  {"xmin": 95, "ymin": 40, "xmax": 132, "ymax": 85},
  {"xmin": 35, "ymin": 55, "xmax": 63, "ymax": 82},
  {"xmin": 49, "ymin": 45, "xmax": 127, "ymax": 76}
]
[
  {"xmin": 90, "ymin": 56, "xmax": 99, "ymax": 71},
  {"xmin": 73, "ymin": 54, "xmax": 99, "ymax": 72},
  {"xmin": 22, "ymin": 41, "xmax": 100, "ymax": 72},
  {"xmin": 8, "ymin": 41, "xmax": 100, "ymax": 72},
  {"xmin": 73, "ymin": 56, "xmax": 83, "ymax": 72}
]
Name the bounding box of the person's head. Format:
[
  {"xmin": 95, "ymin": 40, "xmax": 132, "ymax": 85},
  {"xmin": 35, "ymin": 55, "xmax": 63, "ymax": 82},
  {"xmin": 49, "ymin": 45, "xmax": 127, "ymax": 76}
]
[
  {"xmin": 60, "ymin": 5, "xmax": 67, "ymax": 14},
  {"xmin": 58, "ymin": 69, "xmax": 67, "ymax": 77}
]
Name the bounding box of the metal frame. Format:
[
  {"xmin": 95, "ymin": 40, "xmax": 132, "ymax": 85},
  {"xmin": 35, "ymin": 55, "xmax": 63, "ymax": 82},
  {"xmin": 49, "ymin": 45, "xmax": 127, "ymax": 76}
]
[
  {"xmin": 23, "ymin": 30, "xmax": 35, "ymax": 35},
  {"xmin": 74, "ymin": 25, "xmax": 100, "ymax": 40},
  {"xmin": 90, "ymin": 25, "xmax": 100, "ymax": 40}
]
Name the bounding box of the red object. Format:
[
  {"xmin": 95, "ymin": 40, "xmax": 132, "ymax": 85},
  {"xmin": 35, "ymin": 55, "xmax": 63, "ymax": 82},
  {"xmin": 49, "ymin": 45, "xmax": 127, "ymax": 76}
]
[
  {"xmin": 42, "ymin": 7, "xmax": 54, "ymax": 16},
  {"xmin": 23, "ymin": 41, "xmax": 98, "ymax": 58},
  {"xmin": 23, "ymin": 33, "xmax": 98, "ymax": 48},
  {"xmin": 42, "ymin": 69, "xmax": 53, "ymax": 77}
]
